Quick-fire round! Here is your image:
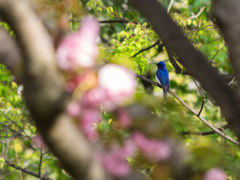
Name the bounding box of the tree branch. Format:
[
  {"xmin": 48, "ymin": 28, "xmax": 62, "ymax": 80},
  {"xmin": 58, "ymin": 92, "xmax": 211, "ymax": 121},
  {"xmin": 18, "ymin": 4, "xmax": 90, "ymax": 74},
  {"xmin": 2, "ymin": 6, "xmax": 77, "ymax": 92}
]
[
  {"xmin": 5, "ymin": 159, "xmax": 52, "ymax": 180},
  {"xmin": 136, "ymin": 74, "xmax": 240, "ymax": 146},
  {"xmin": 132, "ymin": 40, "xmax": 160, "ymax": 57},
  {"xmin": 167, "ymin": 0, "xmax": 175, "ymax": 13},
  {"xmin": 169, "ymin": 90, "xmax": 239, "ymax": 145},
  {"xmin": 0, "ymin": 1, "xmax": 107, "ymax": 179},
  {"xmin": 70, "ymin": 19, "xmax": 139, "ymax": 25},
  {"xmin": 190, "ymin": 6, "xmax": 206, "ymax": 19},
  {"xmin": 0, "ymin": 0, "xmax": 68, "ymax": 120},
  {"xmin": 193, "ymin": 79, "xmax": 205, "ymax": 117},
  {"xmin": 212, "ymin": 0, "xmax": 240, "ymax": 89},
  {"xmin": 128, "ymin": 0, "xmax": 240, "ymax": 140},
  {"xmin": 181, "ymin": 124, "xmax": 229, "ymax": 136}
]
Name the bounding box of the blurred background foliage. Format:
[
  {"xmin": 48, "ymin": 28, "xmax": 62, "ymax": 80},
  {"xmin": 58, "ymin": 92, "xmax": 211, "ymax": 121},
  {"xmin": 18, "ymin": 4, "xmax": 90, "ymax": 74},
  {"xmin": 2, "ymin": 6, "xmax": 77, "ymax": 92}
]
[{"xmin": 0, "ymin": 0, "xmax": 239, "ymax": 179}]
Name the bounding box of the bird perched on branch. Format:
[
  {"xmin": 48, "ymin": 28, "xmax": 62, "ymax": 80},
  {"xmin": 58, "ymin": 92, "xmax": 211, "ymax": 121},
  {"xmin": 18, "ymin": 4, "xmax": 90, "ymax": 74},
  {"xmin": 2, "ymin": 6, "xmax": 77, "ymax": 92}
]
[{"xmin": 155, "ymin": 61, "xmax": 169, "ymax": 99}]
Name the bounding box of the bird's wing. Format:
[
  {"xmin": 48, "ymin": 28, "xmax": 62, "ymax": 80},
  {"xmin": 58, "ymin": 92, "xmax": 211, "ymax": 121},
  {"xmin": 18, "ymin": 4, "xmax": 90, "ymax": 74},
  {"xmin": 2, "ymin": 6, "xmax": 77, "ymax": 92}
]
[
  {"xmin": 155, "ymin": 74, "xmax": 161, "ymax": 85},
  {"xmin": 166, "ymin": 78, "xmax": 170, "ymax": 89},
  {"xmin": 157, "ymin": 69, "xmax": 169, "ymax": 86}
]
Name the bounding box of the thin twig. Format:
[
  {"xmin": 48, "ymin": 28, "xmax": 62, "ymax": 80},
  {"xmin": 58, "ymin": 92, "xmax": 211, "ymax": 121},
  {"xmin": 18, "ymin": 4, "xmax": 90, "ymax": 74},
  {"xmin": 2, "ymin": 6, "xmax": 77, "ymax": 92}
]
[
  {"xmin": 228, "ymin": 76, "xmax": 236, "ymax": 86},
  {"xmin": 210, "ymin": 46, "xmax": 224, "ymax": 61},
  {"xmin": 99, "ymin": 19, "xmax": 138, "ymax": 24},
  {"xmin": 197, "ymin": 98, "xmax": 205, "ymax": 117},
  {"xmin": 169, "ymin": 89, "xmax": 240, "ymax": 145},
  {"xmin": 5, "ymin": 159, "xmax": 52, "ymax": 180},
  {"xmin": 186, "ymin": 25, "xmax": 214, "ymax": 37},
  {"xmin": 70, "ymin": 18, "xmax": 153, "ymax": 29},
  {"xmin": 181, "ymin": 124, "xmax": 229, "ymax": 136},
  {"xmin": 167, "ymin": 0, "xmax": 174, "ymax": 12},
  {"xmin": 0, "ymin": 112, "xmax": 34, "ymax": 143},
  {"xmin": 193, "ymin": 79, "xmax": 206, "ymax": 116},
  {"xmin": 136, "ymin": 74, "xmax": 240, "ymax": 146},
  {"xmin": 70, "ymin": 19, "xmax": 139, "ymax": 25},
  {"xmin": 191, "ymin": 6, "xmax": 206, "ymax": 19},
  {"xmin": 136, "ymin": 74, "xmax": 162, "ymax": 88},
  {"xmin": 132, "ymin": 40, "xmax": 160, "ymax": 57}
]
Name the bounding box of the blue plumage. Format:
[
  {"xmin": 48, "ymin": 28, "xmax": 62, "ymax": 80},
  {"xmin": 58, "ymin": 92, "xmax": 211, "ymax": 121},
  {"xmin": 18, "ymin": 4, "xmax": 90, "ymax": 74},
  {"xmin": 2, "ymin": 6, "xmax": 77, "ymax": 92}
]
[{"xmin": 155, "ymin": 61, "xmax": 169, "ymax": 99}]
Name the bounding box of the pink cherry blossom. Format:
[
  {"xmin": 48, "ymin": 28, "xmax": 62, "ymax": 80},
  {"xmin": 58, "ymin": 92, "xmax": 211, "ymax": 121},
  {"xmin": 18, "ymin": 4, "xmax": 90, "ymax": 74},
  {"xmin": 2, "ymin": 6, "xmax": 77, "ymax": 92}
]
[
  {"xmin": 81, "ymin": 87, "xmax": 105, "ymax": 109},
  {"xmin": 80, "ymin": 109, "xmax": 100, "ymax": 142},
  {"xmin": 79, "ymin": 64, "xmax": 136, "ymax": 110},
  {"xmin": 81, "ymin": 87, "xmax": 116, "ymax": 110},
  {"xmin": 56, "ymin": 17, "xmax": 100, "ymax": 71},
  {"xmin": 98, "ymin": 64, "xmax": 136, "ymax": 105},
  {"xmin": 117, "ymin": 108, "xmax": 131, "ymax": 127},
  {"xmin": 67, "ymin": 101, "xmax": 81, "ymax": 117},
  {"xmin": 101, "ymin": 141, "xmax": 136, "ymax": 176},
  {"xmin": 204, "ymin": 168, "xmax": 227, "ymax": 180},
  {"xmin": 132, "ymin": 132, "xmax": 171, "ymax": 161}
]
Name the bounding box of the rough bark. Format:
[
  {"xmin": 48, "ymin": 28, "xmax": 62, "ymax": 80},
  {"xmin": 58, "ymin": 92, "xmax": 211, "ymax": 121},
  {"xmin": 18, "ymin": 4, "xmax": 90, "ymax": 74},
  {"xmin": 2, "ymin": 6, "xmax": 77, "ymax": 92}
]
[{"xmin": 212, "ymin": 0, "xmax": 240, "ymax": 94}]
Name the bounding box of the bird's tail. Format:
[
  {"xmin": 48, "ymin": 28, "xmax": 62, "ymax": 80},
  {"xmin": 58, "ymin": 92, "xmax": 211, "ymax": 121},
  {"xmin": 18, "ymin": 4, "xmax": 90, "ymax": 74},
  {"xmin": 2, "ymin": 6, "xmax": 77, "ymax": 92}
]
[{"xmin": 163, "ymin": 86, "xmax": 167, "ymax": 100}]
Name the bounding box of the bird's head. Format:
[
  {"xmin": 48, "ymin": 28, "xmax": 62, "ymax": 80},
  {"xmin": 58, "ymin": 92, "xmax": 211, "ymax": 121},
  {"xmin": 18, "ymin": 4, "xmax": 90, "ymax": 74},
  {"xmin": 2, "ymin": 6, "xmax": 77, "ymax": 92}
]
[{"xmin": 156, "ymin": 61, "xmax": 166, "ymax": 68}]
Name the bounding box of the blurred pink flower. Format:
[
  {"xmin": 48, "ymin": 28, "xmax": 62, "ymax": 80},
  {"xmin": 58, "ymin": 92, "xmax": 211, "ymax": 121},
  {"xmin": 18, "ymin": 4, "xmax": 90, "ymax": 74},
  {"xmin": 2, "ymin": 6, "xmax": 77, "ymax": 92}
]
[
  {"xmin": 117, "ymin": 108, "xmax": 131, "ymax": 127},
  {"xmin": 81, "ymin": 87, "xmax": 115, "ymax": 110},
  {"xmin": 204, "ymin": 168, "xmax": 227, "ymax": 180},
  {"xmin": 56, "ymin": 17, "xmax": 100, "ymax": 71},
  {"xmin": 81, "ymin": 88, "xmax": 105, "ymax": 109},
  {"xmin": 80, "ymin": 109, "xmax": 100, "ymax": 142},
  {"xmin": 101, "ymin": 141, "xmax": 136, "ymax": 176},
  {"xmin": 32, "ymin": 134, "xmax": 46, "ymax": 149},
  {"xmin": 80, "ymin": 64, "xmax": 136, "ymax": 110},
  {"xmin": 98, "ymin": 64, "xmax": 136, "ymax": 106},
  {"xmin": 67, "ymin": 101, "xmax": 81, "ymax": 117},
  {"xmin": 132, "ymin": 132, "xmax": 171, "ymax": 161}
]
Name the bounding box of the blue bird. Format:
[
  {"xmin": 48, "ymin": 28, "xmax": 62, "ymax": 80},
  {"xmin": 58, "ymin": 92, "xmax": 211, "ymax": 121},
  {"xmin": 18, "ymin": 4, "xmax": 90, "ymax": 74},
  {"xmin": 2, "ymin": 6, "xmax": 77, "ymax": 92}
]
[{"xmin": 155, "ymin": 61, "xmax": 169, "ymax": 99}]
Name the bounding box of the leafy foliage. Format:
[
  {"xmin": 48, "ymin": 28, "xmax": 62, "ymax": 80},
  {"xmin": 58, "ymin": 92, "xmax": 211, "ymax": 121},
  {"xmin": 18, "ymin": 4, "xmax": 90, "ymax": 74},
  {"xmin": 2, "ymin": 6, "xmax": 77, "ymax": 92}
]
[{"xmin": 1, "ymin": 0, "xmax": 240, "ymax": 179}]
